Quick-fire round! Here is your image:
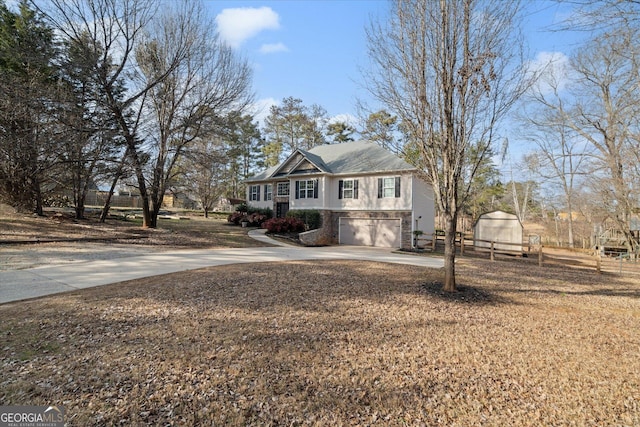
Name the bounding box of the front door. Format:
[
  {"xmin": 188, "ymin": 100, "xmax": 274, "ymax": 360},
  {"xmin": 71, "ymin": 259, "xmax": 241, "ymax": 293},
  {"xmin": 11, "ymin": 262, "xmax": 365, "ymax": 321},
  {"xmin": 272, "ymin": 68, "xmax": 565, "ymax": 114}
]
[{"xmin": 276, "ymin": 202, "xmax": 290, "ymax": 218}]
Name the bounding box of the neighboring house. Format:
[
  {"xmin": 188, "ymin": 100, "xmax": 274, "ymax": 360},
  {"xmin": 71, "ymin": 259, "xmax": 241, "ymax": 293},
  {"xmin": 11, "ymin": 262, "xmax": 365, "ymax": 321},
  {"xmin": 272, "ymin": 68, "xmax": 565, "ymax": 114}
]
[{"xmin": 245, "ymin": 140, "xmax": 435, "ymax": 249}]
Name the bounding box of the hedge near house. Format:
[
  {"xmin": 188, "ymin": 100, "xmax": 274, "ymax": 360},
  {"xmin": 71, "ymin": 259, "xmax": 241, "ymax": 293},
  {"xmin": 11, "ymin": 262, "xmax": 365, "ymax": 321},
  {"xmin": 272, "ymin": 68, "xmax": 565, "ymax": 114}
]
[{"xmin": 286, "ymin": 210, "xmax": 321, "ymax": 230}]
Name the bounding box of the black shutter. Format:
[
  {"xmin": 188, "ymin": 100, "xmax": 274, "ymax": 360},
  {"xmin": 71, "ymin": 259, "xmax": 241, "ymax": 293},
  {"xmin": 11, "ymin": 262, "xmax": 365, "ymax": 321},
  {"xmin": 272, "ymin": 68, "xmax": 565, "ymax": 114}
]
[
  {"xmin": 354, "ymin": 180, "xmax": 359, "ymax": 199},
  {"xmin": 395, "ymin": 177, "xmax": 401, "ymax": 198},
  {"xmin": 377, "ymin": 178, "xmax": 383, "ymax": 198},
  {"xmin": 338, "ymin": 180, "xmax": 344, "ymax": 199},
  {"xmin": 313, "ymin": 180, "xmax": 318, "ymax": 199},
  {"xmin": 256, "ymin": 186, "xmax": 260, "ymax": 201},
  {"xmin": 295, "ymin": 181, "xmax": 299, "ymax": 199}
]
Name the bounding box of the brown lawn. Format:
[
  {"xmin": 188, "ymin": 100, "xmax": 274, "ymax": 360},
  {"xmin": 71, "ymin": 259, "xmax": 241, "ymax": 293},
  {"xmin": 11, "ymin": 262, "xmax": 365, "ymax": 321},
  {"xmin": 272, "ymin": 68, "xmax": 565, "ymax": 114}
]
[{"xmin": 1, "ymin": 257, "xmax": 639, "ymax": 426}]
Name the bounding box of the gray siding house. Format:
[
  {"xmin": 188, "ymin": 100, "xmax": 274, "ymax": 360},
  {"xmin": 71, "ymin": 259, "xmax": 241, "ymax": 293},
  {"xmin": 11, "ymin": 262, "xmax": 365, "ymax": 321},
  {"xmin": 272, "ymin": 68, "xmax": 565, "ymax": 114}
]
[{"xmin": 245, "ymin": 140, "xmax": 435, "ymax": 249}]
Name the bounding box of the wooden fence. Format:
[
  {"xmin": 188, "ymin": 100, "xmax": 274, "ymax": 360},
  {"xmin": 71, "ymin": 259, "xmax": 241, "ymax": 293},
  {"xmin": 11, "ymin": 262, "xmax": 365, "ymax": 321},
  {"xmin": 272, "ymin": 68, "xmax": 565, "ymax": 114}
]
[{"xmin": 416, "ymin": 233, "xmax": 640, "ymax": 277}]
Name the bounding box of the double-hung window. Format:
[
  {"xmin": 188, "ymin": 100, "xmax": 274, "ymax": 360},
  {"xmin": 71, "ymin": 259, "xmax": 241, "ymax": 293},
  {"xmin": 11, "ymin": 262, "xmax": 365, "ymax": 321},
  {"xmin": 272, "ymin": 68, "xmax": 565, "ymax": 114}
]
[
  {"xmin": 249, "ymin": 185, "xmax": 260, "ymax": 201},
  {"xmin": 264, "ymin": 184, "xmax": 273, "ymax": 201},
  {"xmin": 338, "ymin": 179, "xmax": 359, "ymax": 199},
  {"xmin": 295, "ymin": 179, "xmax": 318, "ymax": 199},
  {"xmin": 378, "ymin": 177, "xmax": 401, "ymax": 198}
]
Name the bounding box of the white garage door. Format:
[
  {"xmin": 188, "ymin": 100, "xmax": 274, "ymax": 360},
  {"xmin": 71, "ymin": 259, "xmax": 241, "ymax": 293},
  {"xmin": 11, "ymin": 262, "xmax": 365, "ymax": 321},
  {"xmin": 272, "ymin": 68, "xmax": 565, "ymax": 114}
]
[{"xmin": 339, "ymin": 218, "xmax": 401, "ymax": 248}]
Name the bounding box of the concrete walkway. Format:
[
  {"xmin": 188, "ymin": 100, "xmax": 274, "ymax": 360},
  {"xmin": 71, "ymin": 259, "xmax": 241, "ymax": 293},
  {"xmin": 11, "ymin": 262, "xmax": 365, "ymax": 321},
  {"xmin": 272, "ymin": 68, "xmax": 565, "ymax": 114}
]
[{"xmin": 0, "ymin": 229, "xmax": 443, "ymax": 304}]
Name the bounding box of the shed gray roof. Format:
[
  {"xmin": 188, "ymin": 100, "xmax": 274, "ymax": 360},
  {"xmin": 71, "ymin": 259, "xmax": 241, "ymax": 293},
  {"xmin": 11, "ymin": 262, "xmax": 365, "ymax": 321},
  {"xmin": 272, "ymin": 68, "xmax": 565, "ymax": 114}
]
[{"xmin": 247, "ymin": 140, "xmax": 416, "ymax": 182}]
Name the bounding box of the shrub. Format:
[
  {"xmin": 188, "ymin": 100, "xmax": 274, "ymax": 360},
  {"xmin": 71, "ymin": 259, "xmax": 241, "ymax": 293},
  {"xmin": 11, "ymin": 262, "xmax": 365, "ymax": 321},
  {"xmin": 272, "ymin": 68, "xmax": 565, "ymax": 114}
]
[
  {"xmin": 247, "ymin": 206, "xmax": 273, "ymax": 219},
  {"xmin": 286, "ymin": 209, "xmax": 321, "ymax": 230},
  {"xmin": 229, "ymin": 206, "xmax": 272, "ymax": 226},
  {"xmin": 227, "ymin": 211, "xmax": 246, "ymax": 225},
  {"xmin": 246, "ymin": 212, "xmax": 268, "ymax": 227},
  {"xmin": 263, "ymin": 217, "xmax": 306, "ymax": 234}
]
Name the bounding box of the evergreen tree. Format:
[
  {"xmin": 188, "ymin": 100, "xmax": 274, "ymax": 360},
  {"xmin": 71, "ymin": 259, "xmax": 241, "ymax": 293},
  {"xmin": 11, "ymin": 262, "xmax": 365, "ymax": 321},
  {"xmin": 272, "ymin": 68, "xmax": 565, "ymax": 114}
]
[{"xmin": 0, "ymin": 1, "xmax": 59, "ymax": 214}]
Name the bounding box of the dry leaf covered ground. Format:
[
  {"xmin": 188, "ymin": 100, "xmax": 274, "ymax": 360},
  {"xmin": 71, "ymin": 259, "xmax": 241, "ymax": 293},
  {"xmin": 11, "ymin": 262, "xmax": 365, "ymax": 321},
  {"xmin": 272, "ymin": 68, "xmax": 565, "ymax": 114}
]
[
  {"xmin": 0, "ymin": 211, "xmax": 266, "ymax": 270},
  {"xmin": 1, "ymin": 209, "xmax": 639, "ymax": 425}
]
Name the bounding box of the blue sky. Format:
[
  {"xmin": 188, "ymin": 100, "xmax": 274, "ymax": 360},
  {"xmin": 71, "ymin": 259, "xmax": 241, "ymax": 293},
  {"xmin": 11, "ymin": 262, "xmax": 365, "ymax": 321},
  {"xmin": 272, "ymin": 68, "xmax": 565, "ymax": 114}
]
[
  {"xmin": 208, "ymin": 0, "xmax": 390, "ymax": 124},
  {"xmin": 207, "ymin": 0, "xmax": 585, "ymax": 128}
]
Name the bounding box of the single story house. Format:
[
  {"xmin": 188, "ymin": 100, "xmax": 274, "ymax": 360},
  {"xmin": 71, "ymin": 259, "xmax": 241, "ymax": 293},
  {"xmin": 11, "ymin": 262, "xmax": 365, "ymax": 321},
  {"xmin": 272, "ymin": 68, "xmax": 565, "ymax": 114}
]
[{"xmin": 245, "ymin": 140, "xmax": 435, "ymax": 249}]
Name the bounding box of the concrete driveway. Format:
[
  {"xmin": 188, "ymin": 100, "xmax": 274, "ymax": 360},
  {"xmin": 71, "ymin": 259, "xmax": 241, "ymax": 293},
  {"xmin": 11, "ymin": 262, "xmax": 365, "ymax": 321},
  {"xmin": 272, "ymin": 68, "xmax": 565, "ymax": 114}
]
[{"xmin": 0, "ymin": 230, "xmax": 443, "ymax": 304}]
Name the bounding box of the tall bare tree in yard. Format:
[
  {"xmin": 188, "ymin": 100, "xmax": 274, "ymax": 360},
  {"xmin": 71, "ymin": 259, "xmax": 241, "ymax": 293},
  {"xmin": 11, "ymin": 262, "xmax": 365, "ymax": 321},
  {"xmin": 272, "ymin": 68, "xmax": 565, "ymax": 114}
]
[
  {"xmin": 520, "ymin": 66, "xmax": 590, "ymax": 248},
  {"xmin": 563, "ymin": 28, "xmax": 640, "ymax": 253},
  {"xmin": 178, "ymin": 135, "xmax": 227, "ymax": 218},
  {"xmin": 364, "ymin": 0, "xmax": 531, "ymax": 291},
  {"xmin": 136, "ymin": 1, "xmax": 253, "ymax": 227},
  {"xmin": 36, "ymin": 0, "xmax": 174, "ymax": 227},
  {"xmin": 36, "ymin": 0, "xmax": 235, "ymax": 228}
]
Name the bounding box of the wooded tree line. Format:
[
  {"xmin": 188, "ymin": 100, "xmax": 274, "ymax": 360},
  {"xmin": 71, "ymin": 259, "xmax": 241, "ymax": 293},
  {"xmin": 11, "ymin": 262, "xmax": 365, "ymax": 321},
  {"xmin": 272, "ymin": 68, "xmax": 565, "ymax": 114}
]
[
  {"xmin": 517, "ymin": 1, "xmax": 640, "ymax": 253},
  {"xmin": 0, "ymin": 0, "xmax": 394, "ymax": 224},
  {"xmin": 0, "ymin": 0, "xmax": 256, "ymax": 227}
]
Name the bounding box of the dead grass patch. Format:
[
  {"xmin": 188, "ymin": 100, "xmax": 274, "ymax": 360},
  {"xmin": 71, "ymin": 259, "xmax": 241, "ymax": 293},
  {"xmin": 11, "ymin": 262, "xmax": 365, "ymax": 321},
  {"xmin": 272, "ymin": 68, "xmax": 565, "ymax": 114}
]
[
  {"xmin": 0, "ymin": 210, "xmax": 263, "ymax": 249},
  {"xmin": 1, "ymin": 259, "xmax": 639, "ymax": 426}
]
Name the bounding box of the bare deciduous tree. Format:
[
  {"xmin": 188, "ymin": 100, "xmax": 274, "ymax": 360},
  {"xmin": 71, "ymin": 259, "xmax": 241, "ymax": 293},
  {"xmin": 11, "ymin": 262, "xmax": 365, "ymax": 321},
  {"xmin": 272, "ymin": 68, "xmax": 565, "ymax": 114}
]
[
  {"xmin": 35, "ymin": 0, "xmax": 252, "ymax": 228},
  {"xmin": 519, "ymin": 66, "xmax": 591, "ymax": 247},
  {"xmin": 137, "ymin": 1, "xmax": 253, "ymax": 227},
  {"xmin": 179, "ymin": 136, "xmax": 228, "ymax": 218},
  {"xmin": 561, "ymin": 27, "xmax": 640, "ymax": 252},
  {"xmin": 364, "ymin": 0, "xmax": 532, "ymax": 291},
  {"xmin": 36, "ymin": 0, "xmax": 171, "ymax": 227}
]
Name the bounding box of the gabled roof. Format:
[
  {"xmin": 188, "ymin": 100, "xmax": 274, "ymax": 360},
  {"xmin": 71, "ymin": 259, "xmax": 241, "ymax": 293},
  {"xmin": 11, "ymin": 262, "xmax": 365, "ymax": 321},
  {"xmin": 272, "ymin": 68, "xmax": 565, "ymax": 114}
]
[{"xmin": 246, "ymin": 140, "xmax": 416, "ymax": 182}]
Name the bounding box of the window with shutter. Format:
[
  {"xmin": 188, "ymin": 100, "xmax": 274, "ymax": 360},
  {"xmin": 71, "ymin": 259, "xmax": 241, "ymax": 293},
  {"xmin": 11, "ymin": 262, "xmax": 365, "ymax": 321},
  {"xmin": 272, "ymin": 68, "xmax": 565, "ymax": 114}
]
[
  {"xmin": 340, "ymin": 179, "xmax": 358, "ymax": 199},
  {"xmin": 379, "ymin": 177, "xmax": 401, "ymax": 198},
  {"xmin": 249, "ymin": 185, "xmax": 260, "ymax": 201},
  {"xmin": 297, "ymin": 179, "xmax": 318, "ymax": 199}
]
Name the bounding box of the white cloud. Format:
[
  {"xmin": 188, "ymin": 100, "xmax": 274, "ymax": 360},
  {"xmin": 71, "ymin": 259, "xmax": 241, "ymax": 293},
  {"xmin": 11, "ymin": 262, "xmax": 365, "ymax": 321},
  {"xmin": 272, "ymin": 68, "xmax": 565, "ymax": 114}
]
[
  {"xmin": 215, "ymin": 7, "xmax": 280, "ymax": 48},
  {"xmin": 328, "ymin": 114, "xmax": 359, "ymax": 127},
  {"xmin": 527, "ymin": 51, "xmax": 573, "ymax": 95},
  {"xmin": 259, "ymin": 42, "xmax": 289, "ymax": 54},
  {"xmin": 250, "ymin": 97, "xmax": 279, "ymax": 125}
]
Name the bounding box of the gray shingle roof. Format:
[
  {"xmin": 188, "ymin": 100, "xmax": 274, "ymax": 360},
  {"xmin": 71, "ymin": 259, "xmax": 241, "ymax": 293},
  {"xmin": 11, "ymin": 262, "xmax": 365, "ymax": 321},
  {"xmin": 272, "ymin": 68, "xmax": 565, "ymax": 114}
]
[{"xmin": 247, "ymin": 140, "xmax": 415, "ymax": 182}]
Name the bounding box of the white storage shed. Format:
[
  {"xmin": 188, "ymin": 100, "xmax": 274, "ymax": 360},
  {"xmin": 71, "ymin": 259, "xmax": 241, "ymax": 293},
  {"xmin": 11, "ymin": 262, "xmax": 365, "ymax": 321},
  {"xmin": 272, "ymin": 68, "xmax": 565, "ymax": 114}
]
[{"xmin": 473, "ymin": 210, "xmax": 523, "ymax": 253}]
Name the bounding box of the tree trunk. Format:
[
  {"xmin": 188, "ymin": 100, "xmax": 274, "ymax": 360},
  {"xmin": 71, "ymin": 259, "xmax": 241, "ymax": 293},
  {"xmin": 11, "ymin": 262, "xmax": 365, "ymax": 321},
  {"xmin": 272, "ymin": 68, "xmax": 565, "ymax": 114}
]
[
  {"xmin": 443, "ymin": 214, "xmax": 457, "ymax": 292},
  {"xmin": 566, "ymin": 198, "xmax": 575, "ymax": 248},
  {"xmin": 33, "ymin": 177, "xmax": 44, "ymax": 216},
  {"xmin": 100, "ymin": 173, "xmax": 120, "ymax": 223},
  {"xmin": 128, "ymin": 148, "xmax": 152, "ymax": 228},
  {"xmin": 100, "ymin": 150, "xmax": 129, "ymax": 223},
  {"xmin": 74, "ymin": 177, "xmax": 90, "ymax": 220}
]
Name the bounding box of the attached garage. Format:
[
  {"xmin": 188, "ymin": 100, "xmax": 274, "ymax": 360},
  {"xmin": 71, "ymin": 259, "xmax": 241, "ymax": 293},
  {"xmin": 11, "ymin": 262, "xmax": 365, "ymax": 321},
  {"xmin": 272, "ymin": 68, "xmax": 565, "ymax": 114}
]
[{"xmin": 339, "ymin": 218, "xmax": 401, "ymax": 248}]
